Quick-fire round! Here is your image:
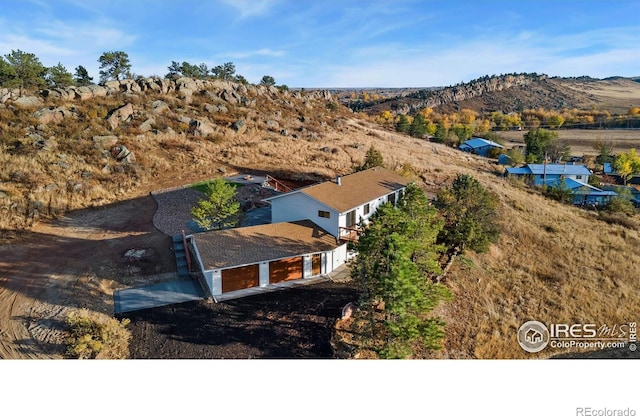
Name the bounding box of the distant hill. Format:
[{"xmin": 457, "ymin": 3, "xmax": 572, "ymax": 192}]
[{"xmin": 338, "ymin": 74, "xmax": 640, "ymax": 116}]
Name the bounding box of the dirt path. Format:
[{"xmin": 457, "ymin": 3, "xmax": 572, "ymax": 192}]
[{"xmin": 0, "ymin": 195, "xmax": 177, "ymax": 359}]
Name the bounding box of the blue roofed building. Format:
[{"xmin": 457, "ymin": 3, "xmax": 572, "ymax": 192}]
[
  {"xmin": 459, "ymin": 137, "xmax": 504, "ymax": 157},
  {"xmin": 506, "ymin": 163, "xmax": 619, "ymax": 206},
  {"xmin": 547, "ymin": 178, "xmax": 617, "ymax": 206},
  {"xmin": 505, "ymin": 163, "xmax": 592, "ymax": 186}
]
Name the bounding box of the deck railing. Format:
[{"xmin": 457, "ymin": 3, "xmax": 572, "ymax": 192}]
[{"xmin": 264, "ymin": 175, "xmax": 293, "ymax": 193}]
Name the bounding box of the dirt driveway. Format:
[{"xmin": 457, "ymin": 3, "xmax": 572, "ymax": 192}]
[{"xmin": 0, "ymin": 195, "xmax": 177, "ymax": 359}]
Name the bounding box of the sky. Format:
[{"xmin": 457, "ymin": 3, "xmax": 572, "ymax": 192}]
[{"xmin": 1, "ymin": 0, "xmax": 639, "ymax": 88}]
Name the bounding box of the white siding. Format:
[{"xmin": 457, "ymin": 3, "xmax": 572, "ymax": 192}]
[
  {"xmin": 337, "ymin": 192, "xmax": 400, "ymax": 238},
  {"xmin": 270, "ymin": 192, "xmax": 339, "ymax": 236},
  {"xmin": 259, "ymin": 262, "xmax": 269, "ymax": 287},
  {"xmin": 208, "ymin": 269, "xmax": 221, "ymax": 296},
  {"xmin": 303, "ymin": 255, "xmax": 313, "ymax": 278},
  {"xmin": 330, "ymin": 244, "xmax": 348, "ymax": 271}
]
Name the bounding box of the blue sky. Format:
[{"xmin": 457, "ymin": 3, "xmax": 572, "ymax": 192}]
[{"xmin": 1, "ymin": 0, "xmax": 639, "ymax": 87}]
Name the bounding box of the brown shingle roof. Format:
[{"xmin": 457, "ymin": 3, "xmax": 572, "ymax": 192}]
[
  {"xmin": 299, "ymin": 167, "xmax": 410, "ymax": 213},
  {"xmin": 192, "ymin": 220, "xmax": 340, "ymax": 270}
]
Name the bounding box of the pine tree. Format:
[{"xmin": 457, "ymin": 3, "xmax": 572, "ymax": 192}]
[
  {"xmin": 357, "ymin": 145, "xmax": 384, "ymax": 171},
  {"xmin": 433, "ymin": 174, "xmax": 500, "ymax": 280},
  {"xmin": 351, "ymin": 184, "xmax": 451, "ymax": 358},
  {"xmin": 395, "ymin": 114, "xmax": 410, "ymax": 133},
  {"xmin": 46, "ymin": 63, "xmax": 74, "ymax": 87},
  {"xmin": 74, "ymin": 65, "xmax": 93, "ymax": 86},
  {"xmin": 191, "ymin": 179, "xmax": 240, "ymax": 230}
]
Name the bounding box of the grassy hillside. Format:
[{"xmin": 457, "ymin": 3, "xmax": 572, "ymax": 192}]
[{"xmin": 2, "ymin": 79, "xmax": 639, "ymax": 358}]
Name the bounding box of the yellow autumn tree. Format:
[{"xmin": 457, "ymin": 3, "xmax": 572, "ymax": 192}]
[{"xmin": 613, "ymin": 148, "xmax": 640, "ymax": 185}]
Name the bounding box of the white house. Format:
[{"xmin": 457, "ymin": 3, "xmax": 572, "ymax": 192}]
[
  {"xmin": 184, "ymin": 167, "xmax": 409, "ymax": 300},
  {"xmin": 188, "ymin": 220, "xmax": 347, "ymax": 299},
  {"xmin": 264, "ymin": 167, "xmax": 410, "ymax": 241}
]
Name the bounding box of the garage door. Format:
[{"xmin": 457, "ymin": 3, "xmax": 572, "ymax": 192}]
[
  {"xmin": 269, "ymin": 257, "xmax": 303, "ymax": 284},
  {"xmin": 312, "ymin": 254, "xmax": 322, "ymax": 276},
  {"xmin": 221, "ymin": 264, "xmax": 260, "ymax": 293}
]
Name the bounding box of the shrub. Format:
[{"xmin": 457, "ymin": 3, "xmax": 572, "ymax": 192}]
[
  {"xmin": 605, "ymin": 196, "xmax": 636, "ymax": 216},
  {"xmin": 486, "ymin": 146, "xmax": 505, "ymax": 159},
  {"xmin": 65, "ymin": 309, "xmax": 131, "ymax": 359}
]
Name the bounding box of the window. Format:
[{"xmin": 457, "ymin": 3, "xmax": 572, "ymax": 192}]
[
  {"xmin": 318, "ymin": 210, "xmax": 330, "ymax": 218},
  {"xmin": 388, "ymin": 192, "xmax": 396, "ymax": 206},
  {"xmin": 346, "ymin": 210, "xmax": 356, "ymax": 227},
  {"xmin": 576, "ymin": 175, "xmax": 583, "ymax": 180},
  {"xmin": 363, "ymin": 203, "xmax": 370, "ymax": 215}
]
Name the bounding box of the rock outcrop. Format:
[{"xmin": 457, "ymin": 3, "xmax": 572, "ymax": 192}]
[{"xmin": 107, "ymin": 103, "xmax": 134, "ymax": 129}]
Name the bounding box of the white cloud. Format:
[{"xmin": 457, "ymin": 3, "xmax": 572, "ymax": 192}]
[
  {"xmin": 218, "ymin": 0, "xmax": 280, "ymax": 18},
  {"xmin": 227, "ymin": 48, "xmax": 286, "ymax": 59}
]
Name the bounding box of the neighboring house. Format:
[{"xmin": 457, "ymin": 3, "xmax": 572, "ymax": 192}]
[
  {"xmin": 459, "ymin": 137, "xmax": 504, "ymax": 157},
  {"xmin": 264, "ymin": 167, "xmax": 410, "ymax": 241},
  {"xmin": 547, "ymin": 178, "xmax": 617, "ymax": 206},
  {"xmin": 498, "ymin": 153, "xmax": 512, "ymax": 165},
  {"xmin": 505, "ymin": 163, "xmax": 592, "ymax": 186},
  {"xmin": 188, "ymin": 220, "xmax": 347, "ymax": 299},
  {"xmin": 602, "ymin": 185, "xmax": 640, "ymax": 207},
  {"xmin": 603, "ymin": 162, "xmax": 614, "ymax": 175},
  {"xmin": 506, "ymin": 163, "xmax": 617, "ymax": 206}
]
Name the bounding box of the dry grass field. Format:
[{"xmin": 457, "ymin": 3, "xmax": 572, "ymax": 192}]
[
  {"xmin": 499, "ymin": 128, "xmax": 640, "ymax": 156},
  {"xmin": 1, "ymin": 81, "xmax": 639, "ymax": 359}
]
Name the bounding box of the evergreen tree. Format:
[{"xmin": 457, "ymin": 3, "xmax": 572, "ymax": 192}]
[
  {"xmin": 396, "ymin": 114, "xmax": 410, "ymax": 133},
  {"xmin": 357, "ymin": 145, "xmax": 384, "ymax": 171},
  {"xmin": 46, "ymin": 62, "xmax": 74, "ymax": 87},
  {"xmin": 191, "ymin": 179, "xmax": 240, "ymax": 230},
  {"xmin": 409, "ymin": 113, "xmax": 427, "ymax": 137},
  {"xmin": 433, "ymin": 174, "xmax": 500, "ymax": 280},
  {"xmin": 0, "ymin": 49, "xmax": 47, "ymax": 93},
  {"xmin": 351, "ymin": 184, "xmax": 451, "ymax": 358},
  {"xmin": 98, "ymin": 51, "xmax": 132, "ymax": 82},
  {"xmin": 74, "ymin": 65, "xmax": 93, "ymax": 86},
  {"xmin": 260, "ymin": 75, "xmax": 276, "ymax": 87},
  {"xmin": 212, "ymin": 62, "xmax": 235, "ymax": 81}
]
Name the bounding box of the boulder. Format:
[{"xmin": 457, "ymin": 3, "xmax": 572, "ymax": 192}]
[
  {"xmin": 341, "ymin": 302, "xmax": 356, "ymax": 320},
  {"xmin": 220, "ymin": 89, "xmax": 239, "ymax": 105},
  {"xmin": 232, "ymin": 119, "xmax": 246, "ymax": 134},
  {"xmin": 103, "ymin": 80, "xmax": 120, "ymax": 90},
  {"xmin": 189, "ymin": 118, "xmax": 215, "ymax": 136},
  {"xmin": 107, "ymin": 103, "xmax": 134, "ymax": 129},
  {"xmin": 0, "ymin": 88, "xmax": 18, "ymax": 103},
  {"xmin": 139, "ymin": 117, "xmax": 156, "ymax": 133},
  {"xmin": 27, "ymin": 133, "xmax": 46, "ymax": 149},
  {"xmin": 92, "ymin": 135, "xmax": 119, "ymax": 149},
  {"xmin": 33, "ymin": 107, "xmax": 75, "ymax": 124},
  {"xmin": 88, "ymin": 85, "xmax": 108, "ymax": 97},
  {"xmin": 111, "ymin": 145, "xmax": 135, "ymax": 163},
  {"xmin": 150, "ymin": 100, "xmax": 169, "ymax": 114},
  {"xmin": 203, "ymin": 104, "xmax": 217, "ymax": 113},
  {"xmin": 75, "ymin": 86, "xmax": 94, "ymax": 100},
  {"xmin": 13, "ymin": 95, "xmax": 43, "ymax": 108},
  {"xmin": 266, "ymin": 120, "xmax": 279, "ymax": 129},
  {"xmin": 176, "ymin": 77, "xmax": 198, "ymax": 92}
]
